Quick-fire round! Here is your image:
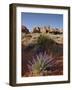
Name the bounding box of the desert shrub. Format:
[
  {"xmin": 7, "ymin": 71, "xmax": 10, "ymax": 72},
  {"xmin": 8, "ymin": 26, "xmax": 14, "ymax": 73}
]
[
  {"xmin": 36, "ymin": 35, "xmax": 55, "ymax": 50},
  {"xmin": 35, "ymin": 35, "xmax": 63, "ymax": 55},
  {"xmin": 27, "ymin": 52, "xmax": 54, "ymax": 76}
]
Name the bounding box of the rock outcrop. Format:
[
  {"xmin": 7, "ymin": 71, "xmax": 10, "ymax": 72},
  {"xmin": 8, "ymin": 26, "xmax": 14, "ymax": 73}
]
[
  {"xmin": 22, "ymin": 25, "xmax": 29, "ymax": 34},
  {"xmin": 40, "ymin": 26, "xmax": 48, "ymax": 33},
  {"xmin": 32, "ymin": 27, "xmax": 41, "ymax": 33},
  {"xmin": 32, "ymin": 26, "xmax": 63, "ymax": 34},
  {"xmin": 22, "ymin": 25, "xmax": 63, "ymax": 35},
  {"xmin": 49, "ymin": 28, "xmax": 63, "ymax": 34}
]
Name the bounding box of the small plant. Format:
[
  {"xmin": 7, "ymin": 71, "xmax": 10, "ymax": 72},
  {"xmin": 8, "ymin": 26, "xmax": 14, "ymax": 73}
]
[
  {"xmin": 27, "ymin": 52, "xmax": 54, "ymax": 76},
  {"xmin": 37, "ymin": 35, "xmax": 55, "ymax": 50}
]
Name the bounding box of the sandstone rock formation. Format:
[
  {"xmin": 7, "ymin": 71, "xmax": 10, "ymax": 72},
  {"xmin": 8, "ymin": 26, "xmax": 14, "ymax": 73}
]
[
  {"xmin": 49, "ymin": 28, "xmax": 63, "ymax": 34},
  {"xmin": 40, "ymin": 26, "xmax": 50, "ymax": 33},
  {"xmin": 22, "ymin": 25, "xmax": 63, "ymax": 35},
  {"xmin": 32, "ymin": 27, "xmax": 41, "ymax": 33},
  {"xmin": 32, "ymin": 26, "xmax": 63, "ymax": 35},
  {"xmin": 22, "ymin": 25, "xmax": 29, "ymax": 34}
]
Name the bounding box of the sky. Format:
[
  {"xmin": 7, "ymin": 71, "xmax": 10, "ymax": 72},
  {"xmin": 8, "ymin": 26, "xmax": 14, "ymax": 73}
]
[{"xmin": 21, "ymin": 12, "xmax": 63, "ymax": 32}]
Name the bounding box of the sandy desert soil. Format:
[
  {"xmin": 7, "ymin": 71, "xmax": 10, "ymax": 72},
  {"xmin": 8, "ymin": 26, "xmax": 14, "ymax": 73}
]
[{"xmin": 21, "ymin": 26, "xmax": 63, "ymax": 77}]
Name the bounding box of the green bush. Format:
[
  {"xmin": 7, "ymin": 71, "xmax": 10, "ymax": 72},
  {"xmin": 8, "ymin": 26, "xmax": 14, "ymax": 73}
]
[
  {"xmin": 37, "ymin": 35, "xmax": 55, "ymax": 49},
  {"xmin": 27, "ymin": 52, "xmax": 54, "ymax": 76}
]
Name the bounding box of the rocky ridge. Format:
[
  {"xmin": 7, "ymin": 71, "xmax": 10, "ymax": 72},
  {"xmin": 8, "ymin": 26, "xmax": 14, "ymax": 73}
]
[{"xmin": 22, "ymin": 25, "xmax": 63, "ymax": 46}]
